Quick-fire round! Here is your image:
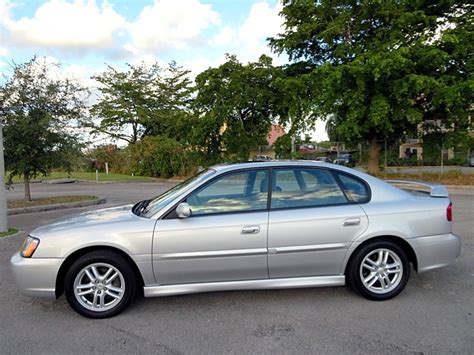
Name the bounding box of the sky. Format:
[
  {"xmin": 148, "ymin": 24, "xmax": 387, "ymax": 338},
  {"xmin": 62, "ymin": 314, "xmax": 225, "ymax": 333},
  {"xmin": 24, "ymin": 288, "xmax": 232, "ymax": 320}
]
[{"xmin": 0, "ymin": 0, "xmax": 328, "ymax": 141}]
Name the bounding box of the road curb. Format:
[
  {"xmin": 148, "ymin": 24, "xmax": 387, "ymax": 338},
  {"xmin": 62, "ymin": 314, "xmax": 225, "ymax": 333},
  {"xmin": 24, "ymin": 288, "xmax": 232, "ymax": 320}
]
[{"xmin": 7, "ymin": 198, "xmax": 107, "ymax": 215}]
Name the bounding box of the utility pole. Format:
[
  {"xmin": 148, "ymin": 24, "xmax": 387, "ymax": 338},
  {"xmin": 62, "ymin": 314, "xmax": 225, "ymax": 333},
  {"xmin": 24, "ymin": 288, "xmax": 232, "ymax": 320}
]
[{"xmin": 0, "ymin": 117, "xmax": 8, "ymax": 232}]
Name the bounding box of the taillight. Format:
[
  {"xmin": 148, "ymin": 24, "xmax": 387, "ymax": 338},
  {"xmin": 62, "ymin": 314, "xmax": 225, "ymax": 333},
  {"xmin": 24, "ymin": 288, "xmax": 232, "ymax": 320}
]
[{"xmin": 447, "ymin": 202, "xmax": 452, "ymax": 222}]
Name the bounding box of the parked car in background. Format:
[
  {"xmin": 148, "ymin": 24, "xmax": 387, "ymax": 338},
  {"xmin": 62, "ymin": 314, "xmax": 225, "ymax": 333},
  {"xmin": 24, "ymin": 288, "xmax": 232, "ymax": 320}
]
[
  {"xmin": 253, "ymin": 155, "xmax": 273, "ymax": 161},
  {"xmin": 298, "ymin": 144, "xmax": 316, "ymax": 154},
  {"xmin": 334, "ymin": 153, "xmax": 355, "ymax": 167},
  {"xmin": 469, "ymin": 155, "xmax": 474, "ymax": 167},
  {"xmin": 314, "ymin": 156, "xmax": 333, "ymax": 163},
  {"xmin": 11, "ymin": 161, "xmax": 461, "ymax": 318}
]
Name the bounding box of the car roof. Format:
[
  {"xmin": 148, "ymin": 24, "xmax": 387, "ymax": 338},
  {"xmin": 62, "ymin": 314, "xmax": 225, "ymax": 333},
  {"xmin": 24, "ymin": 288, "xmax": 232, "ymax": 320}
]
[{"xmin": 211, "ymin": 160, "xmax": 339, "ymax": 173}]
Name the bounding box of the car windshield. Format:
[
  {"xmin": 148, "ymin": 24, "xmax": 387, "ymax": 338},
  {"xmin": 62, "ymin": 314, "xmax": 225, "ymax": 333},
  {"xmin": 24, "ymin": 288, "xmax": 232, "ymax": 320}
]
[{"xmin": 140, "ymin": 169, "xmax": 216, "ymax": 217}]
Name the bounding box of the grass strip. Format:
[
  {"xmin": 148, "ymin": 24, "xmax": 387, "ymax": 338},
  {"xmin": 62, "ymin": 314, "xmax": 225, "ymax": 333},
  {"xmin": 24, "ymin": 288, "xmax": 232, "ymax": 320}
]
[
  {"xmin": 6, "ymin": 171, "xmax": 158, "ymax": 183},
  {"xmin": 0, "ymin": 228, "xmax": 19, "ymax": 237},
  {"xmin": 7, "ymin": 195, "xmax": 98, "ymax": 209}
]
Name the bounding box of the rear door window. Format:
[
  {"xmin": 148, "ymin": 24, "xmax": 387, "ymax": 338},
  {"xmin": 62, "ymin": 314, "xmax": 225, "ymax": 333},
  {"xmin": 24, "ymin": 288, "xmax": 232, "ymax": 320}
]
[{"xmin": 271, "ymin": 168, "xmax": 348, "ymax": 209}]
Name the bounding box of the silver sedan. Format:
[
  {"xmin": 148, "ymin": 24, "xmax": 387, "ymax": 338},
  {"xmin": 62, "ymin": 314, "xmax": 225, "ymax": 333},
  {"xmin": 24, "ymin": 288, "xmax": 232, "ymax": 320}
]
[{"xmin": 11, "ymin": 161, "xmax": 461, "ymax": 318}]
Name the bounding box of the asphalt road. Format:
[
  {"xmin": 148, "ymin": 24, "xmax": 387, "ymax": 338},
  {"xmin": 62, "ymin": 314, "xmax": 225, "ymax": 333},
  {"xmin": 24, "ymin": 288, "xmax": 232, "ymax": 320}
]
[{"xmin": 1, "ymin": 182, "xmax": 473, "ymax": 354}]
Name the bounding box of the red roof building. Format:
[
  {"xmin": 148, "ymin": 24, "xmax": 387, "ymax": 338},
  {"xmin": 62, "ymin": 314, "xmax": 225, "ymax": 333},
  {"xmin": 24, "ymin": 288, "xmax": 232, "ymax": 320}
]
[{"xmin": 266, "ymin": 124, "xmax": 286, "ymax": 145}]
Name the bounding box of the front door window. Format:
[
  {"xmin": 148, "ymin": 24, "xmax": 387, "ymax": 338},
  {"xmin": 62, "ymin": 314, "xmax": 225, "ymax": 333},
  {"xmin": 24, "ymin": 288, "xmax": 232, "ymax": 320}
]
[{"xmin": 186, "ymin": 170, "xmax": 269, "ymax": 216}]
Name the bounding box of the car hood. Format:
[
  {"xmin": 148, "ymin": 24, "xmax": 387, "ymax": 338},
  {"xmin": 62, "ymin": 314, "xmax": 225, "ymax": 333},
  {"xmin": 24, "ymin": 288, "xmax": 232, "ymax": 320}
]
[{"xmin": 30, "ymin": 204, "xmax": 136, "ymax": 237}]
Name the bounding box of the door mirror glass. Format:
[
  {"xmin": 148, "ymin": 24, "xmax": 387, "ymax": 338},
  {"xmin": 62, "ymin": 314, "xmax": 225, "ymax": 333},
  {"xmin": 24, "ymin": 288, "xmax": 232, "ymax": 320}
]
[{"xmin": 176, "ymin": 202, "xmax": 192, "ymax": 218}]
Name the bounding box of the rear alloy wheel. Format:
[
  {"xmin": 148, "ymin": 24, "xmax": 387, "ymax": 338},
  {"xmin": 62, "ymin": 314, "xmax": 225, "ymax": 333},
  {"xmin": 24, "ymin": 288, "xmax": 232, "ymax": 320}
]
[
  {"xmin": 65, "ymin": 251, "xmax": 136, "ymax": 318},
  {"xmin": 348, "ymin": 240, "xmax": 410, "ymax": 300}
]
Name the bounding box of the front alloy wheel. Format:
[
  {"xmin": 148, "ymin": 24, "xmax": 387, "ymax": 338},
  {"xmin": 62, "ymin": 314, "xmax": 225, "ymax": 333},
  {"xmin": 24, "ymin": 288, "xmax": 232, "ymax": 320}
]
[
  {"xmin": 348, "ymin": 240, "xmax": 410, "ymax": 300},
  {"xmin": 73, "ymin": 263, "xmax": 125, "ymax": 312},
  {"xmin": 65, "ymin": 251, "xmax": 136, "ymax": 318}
]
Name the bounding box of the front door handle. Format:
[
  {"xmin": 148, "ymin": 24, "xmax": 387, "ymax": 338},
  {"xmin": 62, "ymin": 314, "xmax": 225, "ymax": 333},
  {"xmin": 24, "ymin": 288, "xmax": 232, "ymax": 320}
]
[
  {"xmin": 343, "ymin": 218, "xmax": 361, "ymax": 226},
  {"xmin": 241, "ymin": 225, "xmax": 260, "ymax": 235}
]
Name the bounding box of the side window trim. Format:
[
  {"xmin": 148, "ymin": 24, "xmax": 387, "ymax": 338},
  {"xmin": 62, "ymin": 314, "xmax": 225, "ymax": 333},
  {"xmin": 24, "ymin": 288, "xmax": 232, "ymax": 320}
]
[{"xmin": 162, "ymin": 167, "xmax": 271, "ymax": 219}]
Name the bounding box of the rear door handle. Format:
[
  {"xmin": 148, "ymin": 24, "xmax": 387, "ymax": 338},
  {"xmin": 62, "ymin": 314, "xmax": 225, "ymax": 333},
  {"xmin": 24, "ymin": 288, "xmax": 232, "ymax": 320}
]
[
  {"xmin": 343, "ymin": 218, "xmax": 361, "ymax": 226},
  {"xmin": 241, "ymin": 225, "xmax": 260, "ymax": 235}
]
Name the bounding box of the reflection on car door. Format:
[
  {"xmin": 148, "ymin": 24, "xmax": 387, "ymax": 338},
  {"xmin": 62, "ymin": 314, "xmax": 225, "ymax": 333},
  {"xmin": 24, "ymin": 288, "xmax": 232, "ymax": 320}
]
[
  {"xmin": 153, "ymin": 169, "xmax": 270, "ymax": 285},
  {"xmin": 268, "ymin": 168, "xmax": 368, "ymax": 278}
]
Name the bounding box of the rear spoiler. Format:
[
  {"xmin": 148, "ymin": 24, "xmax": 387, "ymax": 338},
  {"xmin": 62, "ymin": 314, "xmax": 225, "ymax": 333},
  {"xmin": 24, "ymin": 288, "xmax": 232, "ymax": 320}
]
[{"xmin": 385, "ymin": 179, "xmax": 449, "ymax": 198}]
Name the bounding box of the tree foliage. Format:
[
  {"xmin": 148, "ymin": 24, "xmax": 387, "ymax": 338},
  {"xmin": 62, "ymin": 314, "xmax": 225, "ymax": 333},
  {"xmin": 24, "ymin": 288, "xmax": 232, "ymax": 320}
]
[
  {"xmin": 194, "ymin": 55, "xmax": 284, "ymax": 161},
  {"xmin": 0, "ymin": 57, "xmax": 88, "ymax": 200},
  {"xmin": 128, "ymin": 135, "xmax": 195, "ymax": 178},
  {"xmin": 90, "ymin": 61, "xmax": 195, "ymax": 144},
  {"xmin": 271, "ymin": 0, "xmax": 473, "ymax": 172}
]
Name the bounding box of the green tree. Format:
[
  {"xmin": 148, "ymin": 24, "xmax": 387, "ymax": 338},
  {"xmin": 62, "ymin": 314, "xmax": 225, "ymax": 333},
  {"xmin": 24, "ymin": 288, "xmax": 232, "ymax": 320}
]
[
  {"xmin": 128, "ymin": 135, "xmax": 194, "ymax": 178},
  {"xmin": 271, "ymin": 0, "xmax": 473, "ymax": 173},
  {"xmin": 143, "ymin": 61, "xmax": 195, "ymax": 141},
  {"xmin": 194, "ymin": 55, "xmax": 284, "ymax": 161},
  {"xmin": 0, "ymin": 57, "xmax": 88, "ymax": 200},
  {"xmin": 90, "ymin": 61, "xmax": 195, "ymax": 144}
]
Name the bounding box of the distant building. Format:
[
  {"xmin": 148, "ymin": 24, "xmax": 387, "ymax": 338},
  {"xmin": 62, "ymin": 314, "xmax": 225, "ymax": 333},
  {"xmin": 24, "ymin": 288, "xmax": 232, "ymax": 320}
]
[{"xmin": 249, "ymin": 124, "xmax": 286, "ymax": 160}]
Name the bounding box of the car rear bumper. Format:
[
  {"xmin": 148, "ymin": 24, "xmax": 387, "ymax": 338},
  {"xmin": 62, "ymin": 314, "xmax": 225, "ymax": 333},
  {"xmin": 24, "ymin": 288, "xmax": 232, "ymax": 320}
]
[
  {"xmin": 409, "ymin": 233, "xmax": 461, "ymax": 273},
  {"xmin": 10, "ymin": 253, "xmax": 63, "ymax": 298}
]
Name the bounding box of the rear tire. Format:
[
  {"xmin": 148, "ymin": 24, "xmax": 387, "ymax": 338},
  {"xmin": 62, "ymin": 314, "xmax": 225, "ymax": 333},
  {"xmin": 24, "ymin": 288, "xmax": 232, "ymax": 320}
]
[
  {"xmin": 64, "ymin": 250, "xmax": 136, "ymax": 318},
  {"xmin": 347, "ymin": 240, "xmax": 410, "ymax": 301}
]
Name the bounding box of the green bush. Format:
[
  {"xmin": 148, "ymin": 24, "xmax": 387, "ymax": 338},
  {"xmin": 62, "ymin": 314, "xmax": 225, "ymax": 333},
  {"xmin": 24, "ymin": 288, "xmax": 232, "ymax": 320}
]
[
  {"xmin": 84, "ymin": 145, "xmax": 130, "ymax": 174},
  {"xmin": 446, "ymin": 157, "xmax": 467, "ymax": 166},
  {"xmin": 128, "ymin": 136, "xmax": 196, "ymax": 178}
]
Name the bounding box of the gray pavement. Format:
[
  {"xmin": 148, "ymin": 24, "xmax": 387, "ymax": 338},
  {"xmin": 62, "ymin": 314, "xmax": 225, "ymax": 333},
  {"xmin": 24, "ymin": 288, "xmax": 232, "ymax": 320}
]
[{"xmin": 1, "ymin": 182, "xmax": 473, "ymax": 354}]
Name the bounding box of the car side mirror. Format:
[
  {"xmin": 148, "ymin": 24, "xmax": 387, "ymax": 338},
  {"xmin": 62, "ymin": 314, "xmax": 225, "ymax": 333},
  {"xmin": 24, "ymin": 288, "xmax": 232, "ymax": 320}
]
[{"xmin": 176, "ymin": 202, "xmax": 192, "ymax": 219}]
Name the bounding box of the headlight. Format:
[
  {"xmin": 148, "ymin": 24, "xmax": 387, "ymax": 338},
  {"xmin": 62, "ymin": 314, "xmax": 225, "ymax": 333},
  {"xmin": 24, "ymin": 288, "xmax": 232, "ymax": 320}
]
[{"xmin": 20, "ymin": 236, "xmax": 40, "ymax": 258}]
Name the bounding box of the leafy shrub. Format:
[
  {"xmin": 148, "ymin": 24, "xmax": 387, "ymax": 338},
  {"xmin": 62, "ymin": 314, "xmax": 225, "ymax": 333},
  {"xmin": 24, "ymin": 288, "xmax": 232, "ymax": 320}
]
[
  {"xmin": 446, "ymin": 157, "xmax": 467, "ymax": 166},
  {"xmin": 128, "ymin": 136, "xmax": 196, "ymax": 178},
  {"xmin": 84, "ymin": 145, "xmax": 129, "ymax": 174}
]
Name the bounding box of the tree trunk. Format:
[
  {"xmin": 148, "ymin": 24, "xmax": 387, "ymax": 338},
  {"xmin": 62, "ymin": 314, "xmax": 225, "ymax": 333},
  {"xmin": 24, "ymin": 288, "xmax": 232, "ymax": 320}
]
[
  {"xmin": 368, "ymin": 140, "xmax": 382, "ymax": 174},
  {"xmin": 24, "ymin": 175, "xmax": 31, "ymax": 201}
]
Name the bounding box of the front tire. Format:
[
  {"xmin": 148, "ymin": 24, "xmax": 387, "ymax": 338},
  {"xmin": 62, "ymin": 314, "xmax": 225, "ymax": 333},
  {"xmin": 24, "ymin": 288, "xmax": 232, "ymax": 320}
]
[
  {"xmin": 347, "ymin": 240, "xmax": 410, "ymax": 300},
  {"xmin": 64, "ymin": 250, "xmax": 136, "ymax": 318}
]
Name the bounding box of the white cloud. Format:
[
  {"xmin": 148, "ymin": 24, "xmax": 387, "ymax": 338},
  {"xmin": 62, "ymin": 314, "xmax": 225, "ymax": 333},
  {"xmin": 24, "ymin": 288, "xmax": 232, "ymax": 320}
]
[
  {"xmin": 0, "ymin": 0, "xmax": 12, "ymax": 23},
  {"xmin": 210, "ymin": 26, "xmax": 235, "ymax": 47},
  {"xmin": 237, "ymin": 1, "xmax": 285, "ymax": 63},
  {"xmin": 208, "ymin": 1, "xmax": 285, "ymax": 64},
  {"xmin": 0, "ymin": 46, "xmax": 8, "ymax": 57},
  {"xmin": 128, "ymin": 53, "xmax": 168, "ymax": 68},
  {"xmin": 239, "ymin": 2, "xmax": 283, "ymax": 51},
  {"xmin": 183, "ymin": 53, "xmax": 228, "ymax": 78},
  {"xmin": 0, "ymin": 0, "xmax": 287, "ymax": 81},
  {"xmin": 2, "ymin": 0, "xmax": 126, "ymax": 50},
  {"xmin": 126, "ymin": 0, "xmax": 220, "ymax": 54}
]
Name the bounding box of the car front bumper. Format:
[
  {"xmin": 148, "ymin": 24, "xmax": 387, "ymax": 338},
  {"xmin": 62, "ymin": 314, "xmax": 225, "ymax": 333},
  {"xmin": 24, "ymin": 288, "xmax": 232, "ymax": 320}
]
[
  {"xmin": 10, "ymin": 253, "xmax": 64, "ymax": 298},
  {"xmin": 409, "ymin": 233, "xmax": 462, "ymax": 273}
]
